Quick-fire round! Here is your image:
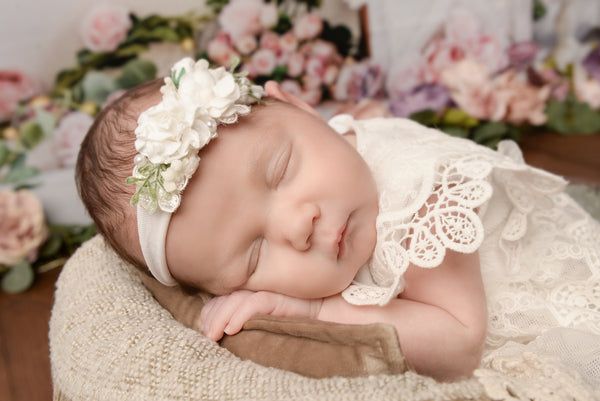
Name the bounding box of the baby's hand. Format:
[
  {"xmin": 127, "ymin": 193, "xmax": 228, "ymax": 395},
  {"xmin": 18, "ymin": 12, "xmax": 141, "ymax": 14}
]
[{"xmin": 200, "ymin": 290, "xmax": 322, "ymax": 341}]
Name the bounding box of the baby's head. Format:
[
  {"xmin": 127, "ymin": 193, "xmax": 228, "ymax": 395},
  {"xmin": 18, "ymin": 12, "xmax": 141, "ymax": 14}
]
[{"xmin": 76, "ymin": 58, "xmax": 379, "ymax": 299}]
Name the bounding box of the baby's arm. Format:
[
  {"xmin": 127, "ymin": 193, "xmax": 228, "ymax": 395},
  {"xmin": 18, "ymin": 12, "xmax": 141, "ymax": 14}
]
[
  {"xmin": 201, "ymin": 249, "xmax": 486, "ymax": 381},
  {"xmin": 319, "ymin": 249, "xmax": 487, "ymax": 381}
]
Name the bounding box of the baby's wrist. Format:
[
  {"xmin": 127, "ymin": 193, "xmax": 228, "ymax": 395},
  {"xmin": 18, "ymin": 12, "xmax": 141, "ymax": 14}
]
[{"xmin": 310, "ymin": 298, "xmax": 324, "ymax": 320}]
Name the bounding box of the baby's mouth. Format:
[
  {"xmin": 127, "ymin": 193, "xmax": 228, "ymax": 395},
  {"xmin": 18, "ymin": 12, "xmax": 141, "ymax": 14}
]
[{"xmin": 336, "ymin": 220, "xmax": 348, "ymax": 260}]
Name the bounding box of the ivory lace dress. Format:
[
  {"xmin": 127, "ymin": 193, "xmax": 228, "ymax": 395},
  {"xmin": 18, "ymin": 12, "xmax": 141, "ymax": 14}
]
[{"xmin": 329, "ymin": 115, "xmax": 600, "ymax": 394}]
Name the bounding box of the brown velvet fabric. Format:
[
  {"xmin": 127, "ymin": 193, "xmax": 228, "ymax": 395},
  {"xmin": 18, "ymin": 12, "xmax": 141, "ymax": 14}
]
[{"xmin": 140, "ymin": 273, "xmax": 409, "ymax": 378}]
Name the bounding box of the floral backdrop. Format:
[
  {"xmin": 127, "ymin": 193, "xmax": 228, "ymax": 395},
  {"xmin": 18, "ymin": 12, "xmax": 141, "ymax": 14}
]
[{"xmin": 1, "ymin": 0, "xmax": 600, "ymax": 292}]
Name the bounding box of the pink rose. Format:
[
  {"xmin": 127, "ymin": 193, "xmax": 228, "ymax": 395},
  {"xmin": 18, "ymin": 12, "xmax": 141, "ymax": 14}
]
[
  {"xmin": 218, "ymin": 0, "xmax": 264, "ymax": 40},
  {"xmin": 280, "ymin": 79, "xmax": 303, "ymax": 97},
  {"xmin": 286, "ymin": 52, "xmax": 305, "ymax": 77},
  {"xmin": 468, "ymin": 34, "xmax": 508, "ymax": 74},
  {"xmin": 207, "ymin": 35, "xmax": 239, "ymax": 68},
  {"xmin": 251, "ymin": 48, "xmax": 277, "ymax": 76},
  {"xmin": 333, "ymin": 60, "xmax": 385, "ymax": 102},
  {"xmin": 235, "ymin": 35, "xmax": 258, "ymax": 55},
  {"xmin": 260, "ymin": 2, "xmax": 278, "ymax": 29},
  {"xmin": 573, "ymin": 64, "xmax": 600, "ymax": 110},
  {"xmin": 422, "ymin": 37, "xmax": 467, "ymax": 83},
  {"xmin": 440, "ymin": 60, "xmax": 506, "ymax": 121},
  {"xmin": 305, "ymin": 56, "xmax": 326, "ymax": 79},
  {"xmin": 279, "ymin": 32, "xmax": 299, "ymax": 54},
  {"xmin": 259, "ymin": 31, "xmax": 281, "ymax": 53},
  {"xmin": 0, "ymin": 189, "xmax": 48, "ymax": 266},
  {"xmin": 294, "ymin": 13, "xmax": 323, "ymax": 41},
  {"xmin": 494, "ymin": 70, "xmax": 550, "ymax": 125},
  {"xmin": 52, "ymin": 111, "xmax": 94, "ymax": 167},
  {"xmin": 80, "ymin": 4, "xmax": 131, "ymax": 53},
  {"xmin": 0, "ymin": 70, "xmax": 39, "ymax": 121},
  {"xmin": 323, "ymin": 64, "xmax": 339, "ymax": 86},
  {"xmin": 302, "ymin": 73, "xmax": 322, "ymax": 90},
  {"xmin": 309, "ymin": 40, "xmax": 340, "ymax": 62},
  {"xmin": 299, "ymin": 88, "xmax": 322, "ymax": 106}
]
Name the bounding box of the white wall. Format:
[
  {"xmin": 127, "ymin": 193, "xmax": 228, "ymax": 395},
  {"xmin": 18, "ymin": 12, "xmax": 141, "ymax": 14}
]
[{"xmin": 0, "ymin": 0, "xmax": 212, "ymax": 89}]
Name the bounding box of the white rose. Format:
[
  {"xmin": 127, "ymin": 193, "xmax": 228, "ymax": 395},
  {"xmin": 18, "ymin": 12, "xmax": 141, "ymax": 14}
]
[
  {"xmin": 162, "ymin": 155, "xmax": 200, "ymax": 193},
  {"xmin": 135, "ymin": 102, "xmax": 199, "ymax": 164}
]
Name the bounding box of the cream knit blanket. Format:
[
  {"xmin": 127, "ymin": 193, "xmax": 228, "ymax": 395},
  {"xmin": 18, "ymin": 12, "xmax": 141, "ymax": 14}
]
[{"xmin": 49, "ymin": 236, "xmax": 596, "ymax": 400}]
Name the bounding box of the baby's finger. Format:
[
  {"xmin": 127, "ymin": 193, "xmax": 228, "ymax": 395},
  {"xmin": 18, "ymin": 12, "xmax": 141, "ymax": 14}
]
[
  {"xmin": 200, "ymin": 296, "xmax": 229, "ymax": 339},
  {"xmin": 224, "ymin": 293, "xmax": 277, "ymax": 335},
  {"xmin": 203, "ymin": 291, "xmax": 255, "ymax": 341}
]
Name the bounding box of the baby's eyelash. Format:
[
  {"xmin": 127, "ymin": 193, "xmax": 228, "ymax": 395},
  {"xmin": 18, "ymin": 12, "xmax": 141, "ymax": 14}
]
[
  {"xmin": 273, "ymin": 145, "xmax": 292, "ymax": 187},
  {"xmin": 248, "ymin": 238, "xmax": 263, "ymax": 276}
]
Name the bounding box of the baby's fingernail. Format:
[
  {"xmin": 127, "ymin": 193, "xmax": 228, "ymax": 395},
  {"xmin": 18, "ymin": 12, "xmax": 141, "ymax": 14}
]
[{"xmin": 224, "ymin": 324, "xmax": 232, "ymax": 335}]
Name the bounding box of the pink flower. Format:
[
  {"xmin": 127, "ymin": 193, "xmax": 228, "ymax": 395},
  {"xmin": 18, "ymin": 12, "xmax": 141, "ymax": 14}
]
[
  {"xmin": 280, "ymin": 79, "xmax": 303, "ymax": 97},
  {"xmin": 294, "ymin": 13, "xmax": 323, "ymax": 41},
  {"xmin": 286, "ymin": 52, "xmax": 305, "ymax": 77},
  {"xmin": 302, "ymin": 73, "xmax": 322, "ymax": 90},
  {"xmin": 333, "ymin": 60, "xmax": 385, "ymax": 102},
  {"xmin": 0, "ymin": 189, "xmax": 48, "ymax": 266},
  {"xmin": 260, "ymin": 2, "xmax": 278, "ymax": 29},
  {"xmin": 218, "ymin": 0, "xmax": 264, "ymax": 40},
  {"xmin": 323, "ymin": 64, "xmax": 339, "ymax": 85},
  {"xmin": 207, "ymin": 35, "xmax": 239, "ymax": 68},
  {"xmin": 507, "ymin": 41, "xmax": 539, "ymax": 69},
  {"xmin": 440, "ymin": 60, "xmax": 505, "ymax": 121},
  {"xmin": 305, "ymin": 56, "xmax": 326, "ymax": 79},
  {"xmin": 80, "ymin": 3, "xmax": 131, "ymax": 53},
  {"xmin": 235, "ymin": 35, "xmax": 258, "ymax": 55},
  {"xmin": 422, "ymin": 37, "xmax": 467, "ymax": 83},
  {"xmin": 494, "ymin": 70, "xmax": 550, "ymax": 125},
  {"xmin": 573, "ymin": 64, "xmax": 600, "ymax": 109},
  {"xmin": 0, "ymin": 70, "xmax": 39, "ymax": 121},
  {"xmin": 251, "ymin": 48, "xmax": 277, "ymax": 76},
  {"xmin": 279, "ymin": 32, "xmax": 299, "ymax": 54},
  {"xmin": 309, "ymin": 40, "xmax": 340, "ymax": 62},
  {"xmin": 259, "ymin": 31, "xmax": 281, "ymax": 53},
  {"xmin": 299, "ymin": 88, "xmax": 322, "ymax": 106},
  {"xmin": 52, "ymin": 111, "xmax": 94, "ymax": 167},
  {"xmin": 468, "ymin": 34, "xmax": 508, "ymax": 74}
]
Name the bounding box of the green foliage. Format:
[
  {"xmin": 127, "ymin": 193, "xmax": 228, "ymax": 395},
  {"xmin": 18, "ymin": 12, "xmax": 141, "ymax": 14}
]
[
  {"xmin": 117, "ymin": 59, "xmax": 158, "ymax": 89},
  {"xmin": 545, "ymin": 94, "xmax": 600, "ymax": 135},
  {"xmin": 533, "ymin": 0, "xmax": 547, "ymax": 21},
  {"xmin": 2, "ymin": 260, "xmax": 34, "ymax": 293}
]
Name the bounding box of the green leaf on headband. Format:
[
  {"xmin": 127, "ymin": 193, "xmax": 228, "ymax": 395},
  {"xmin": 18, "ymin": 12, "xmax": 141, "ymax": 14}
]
[{"xmin": 172, "ymin": 67, "xmax": 186, "ymax": 88}]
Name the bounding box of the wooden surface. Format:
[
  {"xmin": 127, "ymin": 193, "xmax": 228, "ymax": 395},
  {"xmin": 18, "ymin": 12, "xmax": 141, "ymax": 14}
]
[
  {"xmin": 0, "ymin": 268, "xmax": 60, "ymax": 401},
  {"xmin": 0, "ymin": 132, "xmax": 598, "ymax": 401}
]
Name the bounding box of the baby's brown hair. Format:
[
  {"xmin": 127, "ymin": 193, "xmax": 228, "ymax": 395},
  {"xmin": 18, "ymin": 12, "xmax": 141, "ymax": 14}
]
[{"xmin": 75, "ymin": 79, "xmax": 163, "ymax": 269}]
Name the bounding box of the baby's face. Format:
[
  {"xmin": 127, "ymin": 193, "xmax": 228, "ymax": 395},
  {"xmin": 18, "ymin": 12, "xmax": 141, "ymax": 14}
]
[{"xmin": 164, "ymin": 101, "xmax": 378, "ymax": 298}]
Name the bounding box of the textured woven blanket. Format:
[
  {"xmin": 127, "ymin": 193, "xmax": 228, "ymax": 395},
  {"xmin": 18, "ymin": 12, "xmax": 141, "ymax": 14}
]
[{"xmin": 49, "ymin": 235, "xmax": 596, "ymax": 400}]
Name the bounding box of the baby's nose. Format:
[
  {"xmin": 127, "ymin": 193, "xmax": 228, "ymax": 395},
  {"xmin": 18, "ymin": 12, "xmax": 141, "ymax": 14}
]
[{"xmin": 275, "ymin": 202, "xmax": 320, "ymax": 251}]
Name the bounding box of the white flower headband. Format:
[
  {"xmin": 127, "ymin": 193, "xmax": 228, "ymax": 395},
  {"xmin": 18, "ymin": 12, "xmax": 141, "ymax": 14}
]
[{"xmin": 128, "ymin": 57, "xmax": 264, "ymax": 285}]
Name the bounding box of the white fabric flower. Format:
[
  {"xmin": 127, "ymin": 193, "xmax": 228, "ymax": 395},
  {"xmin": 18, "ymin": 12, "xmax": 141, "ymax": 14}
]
[
  {"xmin": 129, "ymin": 57, "xmax": 264, "ymax": 213},
  {"xmin": 162, "ymin": 155, "xmax": 200, "ymax": 193}
]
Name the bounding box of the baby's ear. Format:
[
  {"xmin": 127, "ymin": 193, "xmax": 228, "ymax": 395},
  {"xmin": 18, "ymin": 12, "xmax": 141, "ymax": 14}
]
[{"xmin": 264, "ymin": 81, "xmax": 322, "ymax": 118}]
